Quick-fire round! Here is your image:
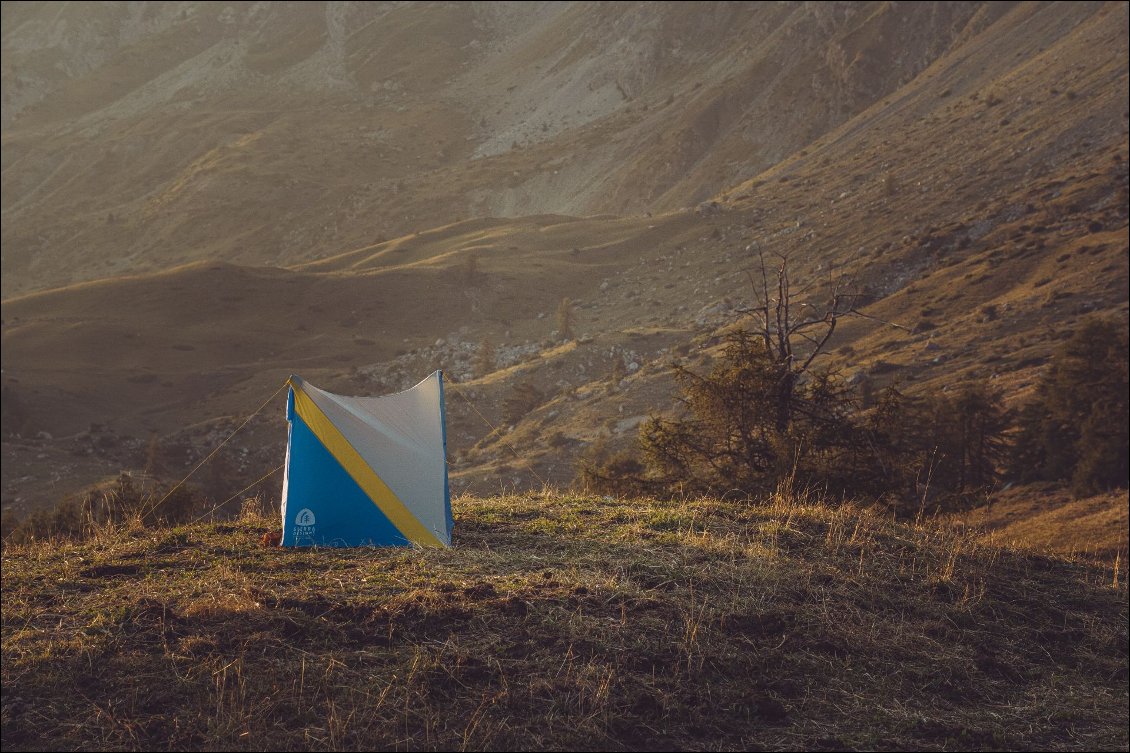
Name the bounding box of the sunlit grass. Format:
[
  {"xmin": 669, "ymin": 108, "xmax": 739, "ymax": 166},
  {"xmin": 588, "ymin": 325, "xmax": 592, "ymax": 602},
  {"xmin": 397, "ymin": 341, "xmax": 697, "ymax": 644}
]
[{"xmin": 2, "ymin": 491, "xmax": 1126, "ymax": 751}]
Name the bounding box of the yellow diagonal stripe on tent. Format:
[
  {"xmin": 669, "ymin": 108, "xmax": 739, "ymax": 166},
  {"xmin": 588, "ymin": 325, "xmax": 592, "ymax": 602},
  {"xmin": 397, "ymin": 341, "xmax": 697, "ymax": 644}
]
[{"xmin": 291, "ymin": 385, "xmax": 444, "ymax": 548}]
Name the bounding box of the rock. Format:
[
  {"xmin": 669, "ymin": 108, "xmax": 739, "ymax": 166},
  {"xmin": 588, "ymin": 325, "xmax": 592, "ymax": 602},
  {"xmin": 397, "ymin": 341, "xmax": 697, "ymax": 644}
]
[{"xmin": 615, "ymin": 415, "xmax": 646, "ymax": 433}]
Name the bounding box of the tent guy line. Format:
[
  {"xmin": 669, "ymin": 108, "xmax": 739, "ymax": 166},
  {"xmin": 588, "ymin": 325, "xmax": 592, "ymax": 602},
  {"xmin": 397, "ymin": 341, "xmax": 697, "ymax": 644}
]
[
  {"xmin": 134, "ymin": 371, "xmax": 547, "ymax": 546},
  {"xmin": 138, "ymin": 380, "xmax": 291, "ymax": 522},
  {"xmin": 185, "ymin": 461, "xmax": 286, "ymax": 527}
]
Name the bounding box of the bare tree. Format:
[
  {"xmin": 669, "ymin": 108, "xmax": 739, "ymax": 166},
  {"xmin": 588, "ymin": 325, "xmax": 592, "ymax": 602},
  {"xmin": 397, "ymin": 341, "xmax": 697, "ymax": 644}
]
[
  {"xmin": 604, "ymin": 251, "xmax": 913, "ymax": 498},
  {"xmin": 738, "ymin": 250, "xmax": 901, "ymax": 432}
]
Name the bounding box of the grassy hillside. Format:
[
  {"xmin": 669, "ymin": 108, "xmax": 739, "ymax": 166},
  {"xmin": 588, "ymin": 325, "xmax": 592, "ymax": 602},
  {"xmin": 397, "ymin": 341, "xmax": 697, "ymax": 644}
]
[
  {"xmin": 2, "ymin": 493, "xmax": 1126, "ymax": 751},
  {"xmin": 958, "ymin": 486, "xmax": 1129, "ymax": 563}
]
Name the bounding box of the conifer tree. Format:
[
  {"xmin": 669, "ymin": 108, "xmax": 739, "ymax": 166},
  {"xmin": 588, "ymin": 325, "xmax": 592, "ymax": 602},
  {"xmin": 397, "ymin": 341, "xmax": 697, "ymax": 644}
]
[{"xmin": 1008, "ymin": 317, "xmax": 1129, "ymax": 493}]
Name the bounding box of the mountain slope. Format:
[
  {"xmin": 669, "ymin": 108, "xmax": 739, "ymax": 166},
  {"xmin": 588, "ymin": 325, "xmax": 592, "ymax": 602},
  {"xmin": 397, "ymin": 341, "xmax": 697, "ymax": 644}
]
[
  {"xmin": 4, "ymin": 1, "xmax": 1019, "ymax": 297},
  {"xmin": 1, "ymin": 2, "xmax": 1127, "ymax": 513}
]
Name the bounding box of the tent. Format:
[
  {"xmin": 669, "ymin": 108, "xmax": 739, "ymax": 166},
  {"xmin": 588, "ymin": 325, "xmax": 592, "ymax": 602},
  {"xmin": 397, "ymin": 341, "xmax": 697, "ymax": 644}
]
[{"xmin": 280, "ymin": 371, "xmax": 452, "ymax": 547}]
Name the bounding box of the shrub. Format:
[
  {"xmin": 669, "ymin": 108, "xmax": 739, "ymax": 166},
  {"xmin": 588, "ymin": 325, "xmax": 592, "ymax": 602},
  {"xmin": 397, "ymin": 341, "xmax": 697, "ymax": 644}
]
[
  {"xmin": 3, "ymin": 474, "xmax": 206, "ymax": 545},
  {"xmin": 1008, "ymin": 317, "xmax": 1129, "ymax": 494}
]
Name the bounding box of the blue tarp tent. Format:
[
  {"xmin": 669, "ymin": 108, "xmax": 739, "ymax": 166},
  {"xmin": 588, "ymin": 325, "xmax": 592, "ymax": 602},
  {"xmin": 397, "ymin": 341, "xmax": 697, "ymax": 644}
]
[{"xmin": 280, "ymin": 371, "xmax": 452, "ymax": 547}]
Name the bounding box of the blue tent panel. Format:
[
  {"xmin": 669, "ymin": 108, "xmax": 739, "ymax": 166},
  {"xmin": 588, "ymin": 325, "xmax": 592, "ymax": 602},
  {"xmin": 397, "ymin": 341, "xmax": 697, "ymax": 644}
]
[{"xmin": 281, "ymin": 411, "xmax": 410, "ymax": 547}]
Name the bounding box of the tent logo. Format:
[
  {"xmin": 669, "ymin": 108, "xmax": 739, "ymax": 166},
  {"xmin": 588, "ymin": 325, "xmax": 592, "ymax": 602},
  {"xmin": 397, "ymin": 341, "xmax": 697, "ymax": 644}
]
[{"xmin": 293, "ymin": 508, "xmax": 317, "ymax": 541}]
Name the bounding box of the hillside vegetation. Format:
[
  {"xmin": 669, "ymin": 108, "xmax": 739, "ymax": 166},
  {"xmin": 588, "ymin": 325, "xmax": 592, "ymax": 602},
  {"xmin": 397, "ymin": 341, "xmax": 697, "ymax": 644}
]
[
  {"xmin": 2, "ymin": 493, "xmax": 1126, "ymax": 751},
  {"xmin": 3, "ymin": 2, "xmax": 1127, "ymax": 515}
]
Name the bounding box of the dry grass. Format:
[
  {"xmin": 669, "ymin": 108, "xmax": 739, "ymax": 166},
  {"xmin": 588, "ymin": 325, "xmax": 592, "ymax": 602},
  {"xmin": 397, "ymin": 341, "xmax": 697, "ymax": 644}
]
[
  {"xmin": 2, "ymin": 491, "xmax": 1127, "ymax": 751},
  {"xmin": 957, "ymin": 486, "xmax": 1130, "ymax": 566}
]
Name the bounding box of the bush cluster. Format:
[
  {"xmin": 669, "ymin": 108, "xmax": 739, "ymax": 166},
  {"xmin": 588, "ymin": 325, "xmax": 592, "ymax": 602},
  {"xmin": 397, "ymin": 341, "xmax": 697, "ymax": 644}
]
[{"xmin": 581, "ymin": 317, "xmax": 1127, "ymax": 513}]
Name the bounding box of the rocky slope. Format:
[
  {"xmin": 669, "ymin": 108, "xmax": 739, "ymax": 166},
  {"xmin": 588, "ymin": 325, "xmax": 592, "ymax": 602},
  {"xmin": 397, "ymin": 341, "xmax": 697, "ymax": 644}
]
[
  {"xmin": 2, "ymin": 1, "xmax": 1127, "ymax": 514},
  {"xmin": 6, "ymin": 1, "xmax": 1008, "ymax": 297}
]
